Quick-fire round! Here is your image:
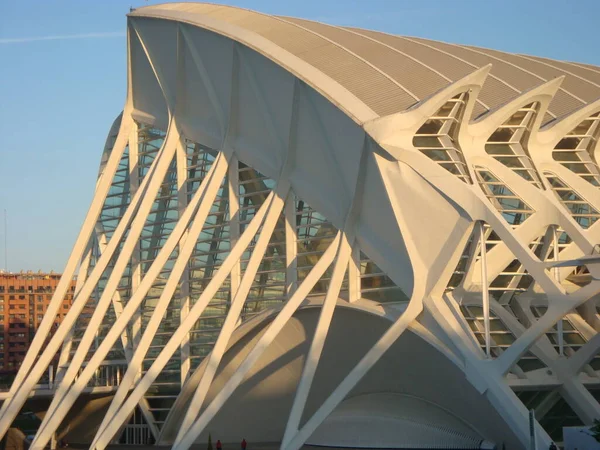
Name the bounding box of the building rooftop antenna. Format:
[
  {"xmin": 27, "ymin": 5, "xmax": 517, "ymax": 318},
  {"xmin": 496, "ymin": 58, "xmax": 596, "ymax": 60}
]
[{"xmin": 4, "ymin": 209, "xmax": 7, "ymax": 272}]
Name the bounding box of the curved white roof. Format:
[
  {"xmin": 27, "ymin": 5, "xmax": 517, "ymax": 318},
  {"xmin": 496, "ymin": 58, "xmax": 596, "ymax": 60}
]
[{"xmin": 131, "ymin": 2, "xmax": 600, "ymax": 122}]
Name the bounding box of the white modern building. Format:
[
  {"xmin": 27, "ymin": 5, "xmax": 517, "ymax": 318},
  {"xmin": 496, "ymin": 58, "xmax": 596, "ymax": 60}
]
[{"xmin": 1, "ymin": 3, "xmax": 600, "ymax": 449}]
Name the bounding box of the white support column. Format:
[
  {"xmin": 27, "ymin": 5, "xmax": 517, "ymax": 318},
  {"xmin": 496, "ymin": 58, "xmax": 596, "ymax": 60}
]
[
  {"xmin": 480, "ymin": 222, "xmax": 491, "ymax": 358},
  {"xmin": 29, "ymin": 126, "xmax": 183, "ymax": 450},
  {"xmin": 0, "ymin": 116, "xmax": 134, "ymax": 436},
  {"xmin": 553, "ymin": 225, "xmax": 564, "ymax": 357},
  {"xmin": 561, "ymin": 377, "xmax": 600, "ymax": 423},
  {"xmin": 129, "ymin": 123, "xmax": 143, "ymax": 352},
  {"xmin": 495, "ymin": 281, "xmax": 599, "ymax": 375},
  {"xmin": 285, "ymin": 191, "xmax": 297, "ymax": 298},
  {"xmin": 177, "ymin": 138, "xmax": 191, "ymax": 385},
  {"xmin": 30, "ymin": 152, "xmax": 229, "ymax": 450},
  {"xmin": 93, "ymin": 229, "xmax": 157, "ymax": 434},
  {"xmin": 348, "ymin": 242, "xmax": 361, "ymax": 303},
  {"xmin": 174, "ymin": 233, "xmax": 342, "ymax": 450},
  {"xmin": 283, "ymin": 296, "xmax": 424, "ymax": 450},
  {"xmin": 90, "ymin": 190, "xmax": 277, "ymax": 450},
  {"xmin": 175, "ymin": 184, "xmax": 289, "ymax": 445},
  {"xmin": 95, "ymin": 229, "xmax": 133, "ymax": 362},
  {"xmin": 90, "ymin": 154, "xmax": 230, "ymax": 450},
  {"xmin": 282, "ymin": 234, "xmax": 351, "ymax": 448},
  {"xmin": 55, "ymin": 239, "xmax": 94, "ymax": 383},
  {"xmin": 229, "ymin": 155, "xmax": 241, "ymax": 307}
]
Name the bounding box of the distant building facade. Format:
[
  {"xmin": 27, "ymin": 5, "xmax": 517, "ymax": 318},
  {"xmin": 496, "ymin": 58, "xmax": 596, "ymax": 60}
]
[{"xmin": 0, "ymin": 272, "xmax": 74, "ymax": 373}]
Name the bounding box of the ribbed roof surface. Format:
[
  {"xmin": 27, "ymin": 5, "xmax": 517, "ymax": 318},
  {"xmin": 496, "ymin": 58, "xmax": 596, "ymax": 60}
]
[{"xmin": 134, "ymin": 3, "xmax": 600, "ymax": 121}]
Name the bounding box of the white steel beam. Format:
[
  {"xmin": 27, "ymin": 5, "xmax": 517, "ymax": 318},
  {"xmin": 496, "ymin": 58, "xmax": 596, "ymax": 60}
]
[
  {"xmin": 55, "ymin": 239, "xmax": 94, "ymax": 383},
  {"xmin": 285, "ymin": 191, "xmax": 298, "ymax": 298},
  {"xmin": 282, "ymin": 295, "xmax": 424, "ymax": 450},
  {"xmin": 177, "ymin": 137, "xmax": 192, "ymax": 385},
  {"xmin": 90, "ymin": 190, "xmax": 277, "ymax": 450},
  {"xmin": 30, "ymin": 127, "xmax": 183, "ymax": 449},
  {"xmin": 174, "ymin": 183, "xmax": 289, "ymax": 445},
  {"xmin": 229, "ymin": 155, "xmax": 241, "ymax": 309},
  {"xmin": 173, "ymin": 232, "xmax": 342, "ymax": 450},
  {"xmin": 480, "ymin": 222, "xmax": 491, "ymax": 358},
  {"xmin": 129, "ymin": 123, "xmax": 143, "ymax": 350},
  {"xmin": 94, "ymin": 226, "xmax": 157, "ymax": 438},
  {"xmin": 553, "ymin": 225, "xmax": 564, "ymax": 357},
  {"xmin": 0, "ymin": 116, "xmax": 138, "ymax": 436},
  {"xmin": 281, "ymin": 233, "xmax": 351, "ymax": 449},
  {"xmin": 88, "ymin": 153, "xmax": 230, "ymax": 449},
  {"xmin": 348, "ymin": 243, "xmax": 361, "ymax": 303},
  {"xmin": 31, "ymin": 151, "xmax": 228, "ymax": 450}
]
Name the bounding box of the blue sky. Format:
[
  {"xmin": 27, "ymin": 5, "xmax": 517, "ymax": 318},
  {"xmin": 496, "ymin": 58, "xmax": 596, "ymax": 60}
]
[{"xmin": 1, "ymin": 0, "xmax": 599, "ymax": 272}]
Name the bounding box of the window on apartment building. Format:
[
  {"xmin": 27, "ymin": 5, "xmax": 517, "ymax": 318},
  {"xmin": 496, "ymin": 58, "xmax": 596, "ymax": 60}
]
[
  {"xmin": 8, "ymin": 296, "xmax": 14, "ymax": 300},
  {"xmin": 0, "ymin": 306, "xmax": 4, "ymax": 312},
  {"xmin": 36, "ymin": 305, "xmax": 43, "ymax": 311},
  {"xmin": 18, "ymin": 295, "xmax": 24, "ymax": 300},
  {"xmin": 37, "ymin": 315, "xmax": 42, "ymax": 321},
  {"xmin": 0, "ymin": 296, "xmax": 3, "ymax": 301},
  {"xmin": 37, "ymin": 295, "xmax": 43, "ymax": 302},
  {"xmin": 18, "ymin": 305, "xmax": 25, "ymax": 310}
]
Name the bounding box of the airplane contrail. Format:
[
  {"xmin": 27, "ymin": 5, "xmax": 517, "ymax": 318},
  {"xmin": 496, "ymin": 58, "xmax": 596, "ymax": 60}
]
[{"xmin": 0, "ymin": 31, "xmax": 125, "ymax": 44}]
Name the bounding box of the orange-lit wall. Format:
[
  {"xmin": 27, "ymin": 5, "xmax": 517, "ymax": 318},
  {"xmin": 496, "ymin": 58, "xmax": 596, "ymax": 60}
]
[{"xmin": 0, "ymin": 272, "xmax": 75, "ymax": 373}]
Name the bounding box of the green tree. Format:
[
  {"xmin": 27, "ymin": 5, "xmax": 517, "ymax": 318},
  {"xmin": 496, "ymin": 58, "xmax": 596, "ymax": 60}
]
[
  {"xmin": 208, "ymin": 433, "xmax": 213, "ymax": 450},
  {"xmin": 591, "ymin": 419, "xmax": 600, "ymax": 443}
]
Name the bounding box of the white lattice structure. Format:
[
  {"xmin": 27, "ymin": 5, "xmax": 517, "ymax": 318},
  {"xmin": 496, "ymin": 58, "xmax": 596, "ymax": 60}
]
[{"xmin": 2, "ymin": 3, "xmax": 600, "ymax": 449}]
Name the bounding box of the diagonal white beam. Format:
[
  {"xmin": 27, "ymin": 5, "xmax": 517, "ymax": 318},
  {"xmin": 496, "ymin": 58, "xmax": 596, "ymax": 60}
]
[
  {"xmin": 283, "ymin": 294, "xmax": 424, "ymax": 450},
  {"xmin": 174, "ymin": 231, "xmax": 342, "ymax": 450},
  {"xmin": 228, "ymin": 155, "xmax": 241, "ymax": 311},
  {"xmin": 568, "ymin": 332, "xmax": 600, "ymax": 375},
  {"xmin": 174, "ymin": 182, "xmax": 289, "ymax": 445},
  {"xmin": 495, "ymin": 281, "xmax": 600, "ymax": 375},
  {"xmin": 30, "ymin": 151, "xmax": 228, "ymax": 450},
  {"xmin": 0, "ymin": 116, "xmax": 132, "ymax": 425},
  {"xmin": 95, "ymin": 227, "xmax": 134, "ymax": 363},
  {"xmin": 94, "ymin": 225, "xmax": 159, "ymax": 438},
  {"xmin": 129, "ymin": 123, "xmax": 143, "ymax": 351},
  {"xmin": 55, "ymin": 239, "xmax": 94, "ymax": 383},
  {"xmin": 90, "ymin": 189, "xmax": 278, "ymax": 450},
  {"xmin": 281, "ymin": 233, "xmax": 351, "ymax": 449},
  {"xmin": 30, "ymin": 127, "xmax": 184, "ymax": 449},
  {"xmin": 178, "ymin": 138, "xmax": 192, "ymax": 385},
  {"xmin": 285, "ymin": 190, "xmax": 298, "ymax": 298},
  {"xmin": 88, "ymin": 153, "xmax": 230, "ymax": 449},
  {"xmin": 0, "ymin": 116, "xmax": 154, "ymax": 437}
]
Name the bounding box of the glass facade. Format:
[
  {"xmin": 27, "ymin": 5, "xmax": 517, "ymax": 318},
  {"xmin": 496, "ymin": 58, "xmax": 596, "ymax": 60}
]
[{"xmin": 81, "ymin": 119, "xmax": 406, "ymax": 436}]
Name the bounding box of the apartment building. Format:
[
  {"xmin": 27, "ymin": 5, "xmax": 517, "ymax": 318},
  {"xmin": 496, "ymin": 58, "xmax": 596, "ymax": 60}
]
[{"xmin": 0, "ymin": 271, "xmax": 75, "ymax": 373}]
